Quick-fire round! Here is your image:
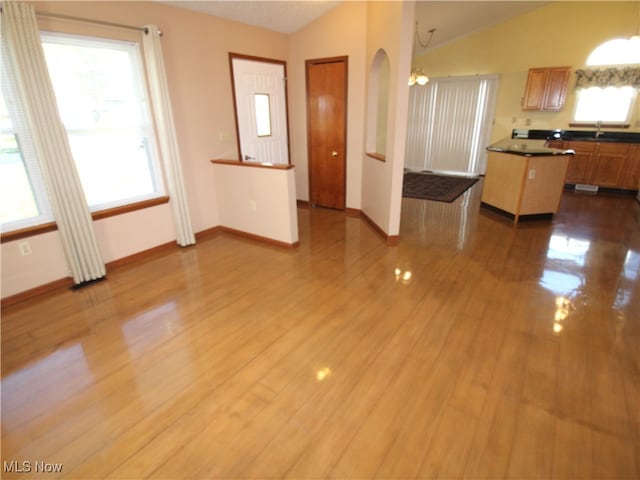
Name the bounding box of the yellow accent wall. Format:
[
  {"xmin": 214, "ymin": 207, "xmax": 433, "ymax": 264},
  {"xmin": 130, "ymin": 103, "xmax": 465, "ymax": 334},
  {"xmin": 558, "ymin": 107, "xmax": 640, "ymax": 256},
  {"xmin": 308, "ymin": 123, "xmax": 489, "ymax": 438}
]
[{"xmin": 412, "ymin": 1, "xmax": 640, "ymax": 142}]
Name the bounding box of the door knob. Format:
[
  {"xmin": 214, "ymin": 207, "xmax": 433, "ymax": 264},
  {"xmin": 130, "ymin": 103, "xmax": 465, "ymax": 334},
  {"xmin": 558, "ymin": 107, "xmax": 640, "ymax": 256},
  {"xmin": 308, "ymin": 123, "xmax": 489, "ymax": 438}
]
[{"xmin": 331, "ymin": 151, "xmax": 338, "ymax": 157}]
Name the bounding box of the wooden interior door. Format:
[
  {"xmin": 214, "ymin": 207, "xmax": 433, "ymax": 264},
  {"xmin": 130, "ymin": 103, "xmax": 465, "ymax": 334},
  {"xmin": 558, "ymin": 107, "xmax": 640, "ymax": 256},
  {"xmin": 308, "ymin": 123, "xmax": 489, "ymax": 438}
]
[{"xmin": 306, "ymin": 57, "xmax": 347, "ymax": 210}]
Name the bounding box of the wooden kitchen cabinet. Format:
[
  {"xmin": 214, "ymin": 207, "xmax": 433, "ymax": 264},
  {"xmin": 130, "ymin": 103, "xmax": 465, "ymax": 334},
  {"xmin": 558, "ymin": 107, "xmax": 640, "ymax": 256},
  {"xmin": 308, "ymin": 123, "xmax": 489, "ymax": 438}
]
[
  {"xmin": 522, "ymin": 67, "xmax": 571, "ymax": 111},
  {"xmin": 561, "ymin": 140, "xmax": 639, "ymax": 190},
  {"xmin": 563, "ymin": 141, "xmax": 595, "ymax": 184},
  {"xmin": 623, "ymin": 144, "xmax": 640, "ymax": 190},
  {"xmin": 591, "ymin": 143, "xmax": 629, "ymax": 187}
]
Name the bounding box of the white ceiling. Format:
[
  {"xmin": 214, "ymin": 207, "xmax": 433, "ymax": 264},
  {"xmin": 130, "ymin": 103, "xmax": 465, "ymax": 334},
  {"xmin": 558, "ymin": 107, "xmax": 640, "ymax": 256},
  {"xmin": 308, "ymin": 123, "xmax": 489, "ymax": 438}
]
[
  {"xmin": 160, "ymin": 1, "xmax": 341, "ymax": 34},
  {"xmin": 160, "ymin": 1, "xmax": 547, "ymax": 52}
]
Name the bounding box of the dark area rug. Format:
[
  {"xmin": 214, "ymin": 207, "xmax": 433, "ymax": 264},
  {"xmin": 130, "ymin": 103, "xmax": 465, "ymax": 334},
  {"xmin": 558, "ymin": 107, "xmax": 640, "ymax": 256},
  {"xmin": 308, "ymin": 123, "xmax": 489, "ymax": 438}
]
[{"xmin": 403, "ymin": 171, "xmax": 479, "ymax": 203}]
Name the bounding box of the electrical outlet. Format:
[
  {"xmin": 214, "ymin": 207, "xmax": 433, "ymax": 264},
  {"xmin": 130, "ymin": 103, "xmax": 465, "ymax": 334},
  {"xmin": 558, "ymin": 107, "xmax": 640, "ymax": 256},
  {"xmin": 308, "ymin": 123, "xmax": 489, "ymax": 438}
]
[
  {"xmin": 528, "ymin": 169, "xmax": 536, "ymax": 180},
  {"xmin": 19, "ymin": 241, "xmax": 32, "ymax": 256},
  {"xmin": 249, "ymin": 199, "xmax": 257, "ymax": 211}
]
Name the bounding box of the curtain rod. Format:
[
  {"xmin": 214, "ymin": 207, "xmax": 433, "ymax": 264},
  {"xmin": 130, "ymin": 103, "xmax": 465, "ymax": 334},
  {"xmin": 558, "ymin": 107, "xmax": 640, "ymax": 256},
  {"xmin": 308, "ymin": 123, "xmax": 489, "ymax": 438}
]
[{"xmin": 35, "ymin": 10, "xmax": 153, "ymax": 35}]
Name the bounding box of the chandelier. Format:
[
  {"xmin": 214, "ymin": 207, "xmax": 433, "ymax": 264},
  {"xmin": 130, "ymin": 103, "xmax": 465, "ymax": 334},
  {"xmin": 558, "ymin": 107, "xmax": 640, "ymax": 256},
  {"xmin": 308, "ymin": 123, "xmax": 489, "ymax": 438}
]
[{"xmin": 409, "ymin": 24, "xmax": 436, "ymax": 86}]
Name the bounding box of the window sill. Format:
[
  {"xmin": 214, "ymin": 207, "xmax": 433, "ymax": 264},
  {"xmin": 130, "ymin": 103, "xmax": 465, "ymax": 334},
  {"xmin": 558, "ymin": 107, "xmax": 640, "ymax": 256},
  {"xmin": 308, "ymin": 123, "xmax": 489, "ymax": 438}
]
[
  {"xmin": 366, "ymin": 152, "xmax": 386, "ymax": 162},
  {"xmin": 0, "ymin": 222, "xmax": 58, "ymax": 243},
  {"xmin": 90, "ymin": 196, "xmax": 170, "ymax": 220},
  {"xmin": 1, "ymin": 196, "xmax": 170, "ymax": 243}
]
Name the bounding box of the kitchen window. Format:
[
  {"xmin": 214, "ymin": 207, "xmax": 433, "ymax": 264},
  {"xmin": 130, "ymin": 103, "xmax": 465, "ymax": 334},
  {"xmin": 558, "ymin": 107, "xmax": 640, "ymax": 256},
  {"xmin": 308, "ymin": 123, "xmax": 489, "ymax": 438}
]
[
  {"xmin": 40, "ymin": 32, "xmax": 165, "ymax": 212},
  {"xmin": 571, "ymin": 38, "xmax": 639, "ymax": 126},
  {"xmin": 573, "ymin": 85, "xmax": 636, "ymax": 125}
]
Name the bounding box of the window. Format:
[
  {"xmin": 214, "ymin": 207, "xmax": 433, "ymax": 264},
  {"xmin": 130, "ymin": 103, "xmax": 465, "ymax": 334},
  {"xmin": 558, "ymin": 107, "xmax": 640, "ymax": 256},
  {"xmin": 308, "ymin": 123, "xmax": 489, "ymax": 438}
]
[
  {"xmin": 0, "ymin": 57, "xmax": 53, "ymax": 231},
  {"xmin": 573, "ymin": 86, "xmax": 636, "ymax": 124},
  {"xmin": 254, "ymin": 94, "xmax": 272, "ymax": 137},
  {"xmin": 40, "ymin": 32, "xmax": 164, "ymax": 212},
  {"xmin": 572, "ymin": 38, "xmax": 639, "ymax": 126},
  {"xmin": 405, "ymin": 75, "xmax": 498, "ymax": 174}
]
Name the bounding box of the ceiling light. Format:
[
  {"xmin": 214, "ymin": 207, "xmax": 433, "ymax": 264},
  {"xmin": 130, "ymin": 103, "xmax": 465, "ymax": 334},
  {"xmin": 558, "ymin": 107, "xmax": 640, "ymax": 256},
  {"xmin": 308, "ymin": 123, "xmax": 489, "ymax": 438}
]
[
  {"xmin": 408, "ymin": 68, "xmax": 429, "ymax": 86},
  {"xmin": 409, "ymin": 24, "xmax": 435, "ymax": 87}
]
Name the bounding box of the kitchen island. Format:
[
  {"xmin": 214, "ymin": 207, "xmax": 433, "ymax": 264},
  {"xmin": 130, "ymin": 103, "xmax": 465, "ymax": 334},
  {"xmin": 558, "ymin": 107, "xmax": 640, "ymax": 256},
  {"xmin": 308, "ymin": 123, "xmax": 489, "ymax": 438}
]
[{"xmin": 481, "ymin": 139, "xmax": 574, "ymax": 224}]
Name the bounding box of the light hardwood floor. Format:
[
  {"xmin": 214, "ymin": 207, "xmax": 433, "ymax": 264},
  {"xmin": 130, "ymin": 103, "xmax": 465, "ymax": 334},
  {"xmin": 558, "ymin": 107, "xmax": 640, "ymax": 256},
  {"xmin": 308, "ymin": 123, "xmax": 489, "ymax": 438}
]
[{"xmin": 2, "ymin": 182, "xmax": 639, "ymax": 479}]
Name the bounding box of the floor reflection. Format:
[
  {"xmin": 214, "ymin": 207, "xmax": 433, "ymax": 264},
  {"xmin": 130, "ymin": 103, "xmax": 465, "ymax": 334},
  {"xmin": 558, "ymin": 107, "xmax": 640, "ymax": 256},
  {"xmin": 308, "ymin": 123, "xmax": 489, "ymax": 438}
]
[
  {"xmin": 1, "ymin": 343, "xmax": 94, "ymax": 433},
  {"xmin": 121, "ymin": 301, "xmax": 180, "ymax": 357},
  {"xmin": 400, "ymin": 182, "xmax": 639, "ymax": 342},
  {"xmin": 400, "ymin": 179, "xmax": 481, "ymax": 251},
  {"xmin": 546, "ymin": 234, "xmax": 590, "ymax": 266}
]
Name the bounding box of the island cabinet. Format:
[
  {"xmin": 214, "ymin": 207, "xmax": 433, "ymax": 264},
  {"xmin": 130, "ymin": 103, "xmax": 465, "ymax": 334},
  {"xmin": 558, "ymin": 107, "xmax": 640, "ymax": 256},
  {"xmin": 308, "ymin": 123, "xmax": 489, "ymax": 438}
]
[
  {"xmin": 481, "ymin": 151, "xmax": 570, "ymax": 224},
  {"xmin": 522, "ymin": 67, "xmax": 571, "ymax": 111},
  {"xmin": 562, "ymin": 140, "xmax": 639, "ymax": 189}
]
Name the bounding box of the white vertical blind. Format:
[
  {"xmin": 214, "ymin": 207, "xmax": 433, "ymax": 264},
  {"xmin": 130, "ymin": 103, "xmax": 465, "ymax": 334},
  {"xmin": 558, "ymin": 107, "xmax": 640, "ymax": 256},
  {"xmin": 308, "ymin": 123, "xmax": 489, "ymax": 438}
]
[
  {"xmin": 2, "ymin": 1, "xmax": 105, "ymax": 284},
  {"xmin": 142, "ymin": 25, "xmax": 195, "ymax": 247},
  {"xmin": 405, "ymin": 75, "xmax": 498, "ymax": 175}
]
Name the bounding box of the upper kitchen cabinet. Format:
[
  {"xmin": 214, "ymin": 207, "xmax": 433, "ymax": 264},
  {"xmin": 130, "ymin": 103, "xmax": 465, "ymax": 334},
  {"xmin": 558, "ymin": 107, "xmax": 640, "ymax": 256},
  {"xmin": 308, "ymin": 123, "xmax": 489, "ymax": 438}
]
[{"xmin": 522, "ymin": 67, "xmax": 571, "ymax": 111}]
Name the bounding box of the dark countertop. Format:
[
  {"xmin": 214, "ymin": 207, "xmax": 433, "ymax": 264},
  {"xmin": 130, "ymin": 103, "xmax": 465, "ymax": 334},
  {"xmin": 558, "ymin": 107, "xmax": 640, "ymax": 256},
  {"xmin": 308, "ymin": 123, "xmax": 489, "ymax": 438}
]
[
  {"xmin": 487, "ymin": 139, "xmax": 575, "ymax": 157},
  {"xmin": 512, "ymin": 128, "xmax": 640, "ymax": 144}
]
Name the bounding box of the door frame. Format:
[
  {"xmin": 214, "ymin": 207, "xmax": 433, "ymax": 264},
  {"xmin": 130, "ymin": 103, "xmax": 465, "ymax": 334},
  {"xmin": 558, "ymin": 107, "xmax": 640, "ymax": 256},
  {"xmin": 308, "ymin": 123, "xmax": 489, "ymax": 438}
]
[
  {"xmin": 305, "ymin": 56, "xmax": 348, "ymax": 209},
  {"xmin": 229, "ymin": 52, "xmax": 291, "ymax": 164}
]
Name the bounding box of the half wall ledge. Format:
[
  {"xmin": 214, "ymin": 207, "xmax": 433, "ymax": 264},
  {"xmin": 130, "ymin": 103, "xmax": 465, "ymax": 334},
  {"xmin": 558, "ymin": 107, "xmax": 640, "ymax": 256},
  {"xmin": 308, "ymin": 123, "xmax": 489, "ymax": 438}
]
[
  {"xmin": 210, "ymin": 159, "xmax": 299, "ymax": 247},
  {"xmin": 210, "ymin": 159, "xmax": 294, "ymax": 170}
]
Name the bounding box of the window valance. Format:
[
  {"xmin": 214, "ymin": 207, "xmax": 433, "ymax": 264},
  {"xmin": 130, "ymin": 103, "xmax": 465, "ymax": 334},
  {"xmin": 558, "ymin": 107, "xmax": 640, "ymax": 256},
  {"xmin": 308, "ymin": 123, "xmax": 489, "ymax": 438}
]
[{"xmin": 575, "ymin": 67, "xmax": 640, "ymax": 89}]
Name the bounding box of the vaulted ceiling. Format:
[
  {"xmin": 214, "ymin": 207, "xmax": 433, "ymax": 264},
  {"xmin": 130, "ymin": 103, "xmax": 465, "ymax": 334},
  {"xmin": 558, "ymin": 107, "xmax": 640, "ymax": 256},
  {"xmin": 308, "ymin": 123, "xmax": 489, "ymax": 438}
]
[{"xmin": 160, "ymin": 1, "xmax": 547, "ymax": 54}]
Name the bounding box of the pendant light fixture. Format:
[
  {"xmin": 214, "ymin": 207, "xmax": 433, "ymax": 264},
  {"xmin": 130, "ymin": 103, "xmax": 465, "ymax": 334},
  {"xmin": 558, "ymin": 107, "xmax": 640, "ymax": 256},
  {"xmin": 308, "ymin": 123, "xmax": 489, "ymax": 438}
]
[{"xmin": 409, "ymin": 23, "xmax": 436, "ymax": 86}]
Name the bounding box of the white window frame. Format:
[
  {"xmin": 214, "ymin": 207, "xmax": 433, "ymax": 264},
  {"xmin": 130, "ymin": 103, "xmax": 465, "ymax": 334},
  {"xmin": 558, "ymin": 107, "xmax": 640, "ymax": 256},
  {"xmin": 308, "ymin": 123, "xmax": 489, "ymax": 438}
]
[
  {"xmin": 0, "ymin": 55, "xmax": 54, "ymax": 232},
  {"xmin": 572, "ymin": 85, "xmax": 637, "ymax": 126},
  {"xmin": 40, "ymin": 31, "xmax": 165, "ymax": 213}
]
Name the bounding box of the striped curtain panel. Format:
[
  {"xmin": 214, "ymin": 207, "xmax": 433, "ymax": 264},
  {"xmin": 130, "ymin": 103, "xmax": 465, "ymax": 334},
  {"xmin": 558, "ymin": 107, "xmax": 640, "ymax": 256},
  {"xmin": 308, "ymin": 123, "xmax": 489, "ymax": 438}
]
[
  {"xmin": 142, "ymin": 25, "xmax": 195, "ymax": 247},
  {"xmin": 406, "ymin": 75, "xmax": 498, "ymax": 175},
  {"xmin": 2, "ymin": 1, "xmax": 105, "ymax": 284}
]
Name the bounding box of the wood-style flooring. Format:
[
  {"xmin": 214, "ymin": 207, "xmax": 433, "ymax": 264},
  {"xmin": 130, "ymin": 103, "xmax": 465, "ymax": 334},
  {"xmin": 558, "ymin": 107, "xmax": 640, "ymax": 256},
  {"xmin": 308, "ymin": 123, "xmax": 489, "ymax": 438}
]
[{"xmin": 2, "ymin": 182, "xmax": 639, "ymax": 479}]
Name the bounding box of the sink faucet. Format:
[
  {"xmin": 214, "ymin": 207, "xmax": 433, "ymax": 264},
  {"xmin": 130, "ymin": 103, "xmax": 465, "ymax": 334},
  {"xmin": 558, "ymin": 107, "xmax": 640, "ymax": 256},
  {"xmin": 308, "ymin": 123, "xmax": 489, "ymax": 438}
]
[{"xmin": 595, "ymin": 120, "xmax": 602, "ymax": 138}]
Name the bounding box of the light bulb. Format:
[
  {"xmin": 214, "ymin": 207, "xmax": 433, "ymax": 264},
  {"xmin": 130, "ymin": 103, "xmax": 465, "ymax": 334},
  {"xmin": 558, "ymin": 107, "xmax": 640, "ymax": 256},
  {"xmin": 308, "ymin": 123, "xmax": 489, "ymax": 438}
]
[{"xmin": 417, "ymin": 74, "xmax": 429, "ymax": 85}]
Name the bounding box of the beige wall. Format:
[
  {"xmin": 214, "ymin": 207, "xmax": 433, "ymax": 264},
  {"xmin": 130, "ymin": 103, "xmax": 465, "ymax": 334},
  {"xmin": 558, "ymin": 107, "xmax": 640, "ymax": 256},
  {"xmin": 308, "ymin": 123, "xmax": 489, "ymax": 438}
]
[
  {"xmin": 2, "ymin": 1, "xmax": 289, "ymax": 299},
  {"xmin": 288, "ymin": 1, "xmax": 368, "ymax": 209},
  {"xmin": 411, "ymin": 1, "xmax": 640, "ymax": 143},
  {"xmin": 2, "ymin": 0, "xmax": 420, "ymax": 299},
  {"xmin": 361, "ymin": 1, "xmax": 414, "ymax": 237},
  {"xmin": 213, "ymin": 164, "xmax": 298, "ymax": 246}
]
